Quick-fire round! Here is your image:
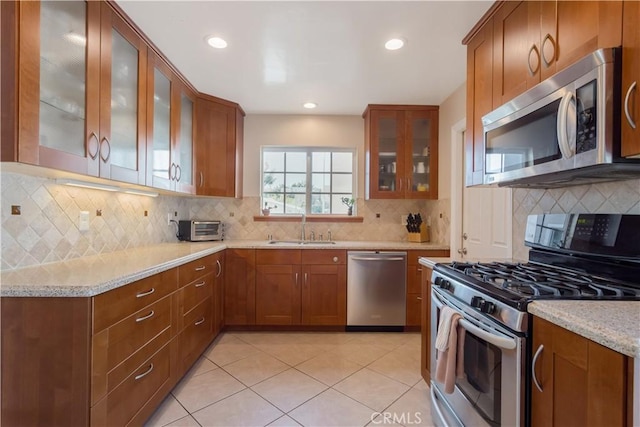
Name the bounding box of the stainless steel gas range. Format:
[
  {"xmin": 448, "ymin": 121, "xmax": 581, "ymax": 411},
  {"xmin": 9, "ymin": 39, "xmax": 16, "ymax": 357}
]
[{"xmin": 429, "ymin": 213, "xmax": 640, "ymax": 427}]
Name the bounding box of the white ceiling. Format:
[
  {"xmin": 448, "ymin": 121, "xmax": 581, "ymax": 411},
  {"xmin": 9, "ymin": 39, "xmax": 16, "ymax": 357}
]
[{"xmin": 116, "ymin": 1, "xmax": 492, "ymax": 115}]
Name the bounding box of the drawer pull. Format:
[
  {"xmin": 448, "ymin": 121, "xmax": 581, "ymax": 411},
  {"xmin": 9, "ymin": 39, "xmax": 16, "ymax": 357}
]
[
  {"xmin": 195, "ymin": 265, "xmax": 206, "ymax": 271},
  {"xmin": 134, "ymin": 363, "xmax": 154, "ymax": 381},
  {"xmin": 417, "ymin": 296, "xmax": 423, "ymax": 300},
  {"xmin": 195, "ymin": 281, "xmax": 206, "ymax": 288},
  {"xmin": 195, "ymin": 317, "xmax": 205, "ymax": 326},
  {"xmin": 136, "ymin": 288, "xmax": 155, "ymax": 298},
  {"xmin": 135, "ymin": 310, "xmax": 155, "ymax": 322}
]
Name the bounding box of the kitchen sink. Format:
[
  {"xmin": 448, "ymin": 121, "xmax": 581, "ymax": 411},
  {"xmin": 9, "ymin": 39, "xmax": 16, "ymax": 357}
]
[{"xmin": 268, "ymin": 240, "xmax": 336, "ymax": 245}]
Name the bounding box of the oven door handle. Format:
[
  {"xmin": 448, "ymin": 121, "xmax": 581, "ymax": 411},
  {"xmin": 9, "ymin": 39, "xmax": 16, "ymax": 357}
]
[
  {"xmin": 432, "ymin": 290, "xmax": 517, "ymax": 351},
  {"xmin": 458, "ymin": 318, "xmax": 517, "ymax": 350}
]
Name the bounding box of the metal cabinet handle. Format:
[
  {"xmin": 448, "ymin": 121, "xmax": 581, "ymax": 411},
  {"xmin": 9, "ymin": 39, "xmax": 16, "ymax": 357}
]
[
  {"xmin": 176, "ymin": 164, "xmax": 182, "ymax": 182},
  {"xmin": 624, "ymin": 81, "xmax": 637, "ymax": 130},
  {"xmin": 195, "ymin": 265, "xmax": 206, "ymax": 271},
  {"xmin": 100, "ymin": 137, "xmax": 111, "ymax": 162},
  {"xmin": 195, "ymin": 281, "xmax": 206, "ymax": 288},
  {"xmin": 398, "ymin": 178, "xmax": 403, "ymax": 192},
  {"xmin": 541, "ymin": 33, "xmax": 556, "ymax": 67},
  {"xmin": 304, "ymin": 273, "xmax": 308, "ymax": 283},
  {"xmin": 216, "ymin": 259, "xmax": 222, "ymax": 278},
  {"xmin": 416, "ymin": 296, "xmax": 423, "ymax": 300},
  {"xmin": 134, "ymin": 363, "xmax": 154, "ymax": 380},
  {"xmin": 170, "ymin": 163, "xmax": 176, "ymax": 180},
  {"xmin": 136, "ymin": 288, "xmax": 155, "ymax": 298},
  {"xmin": 199, "ymin": 171, "xmax": 204, "ymax": 187},
  {"xmin": 87, "ymin": 132, "xmax": 99, "ymax": 159},
  {"xmin": 532, "ymin": 344, "xmax": 544, "ymax": 393},
  {"xmin": 135, "ymin": 310, "xmax": 155, "ymax": 323},
  {"xmin": 527, "ymin": 44, "xmax": 540, "ymax": 76},
  {"xmin": 295, "ymin": 273, "xmax": 299, "ymax": 284},
  {"xmin": 194, "ymin": 317, "xmax": 205, "ymax": 326},
  {"xmin": 417, "ymin": 268, "xmax": 423, "ymax": 272}
]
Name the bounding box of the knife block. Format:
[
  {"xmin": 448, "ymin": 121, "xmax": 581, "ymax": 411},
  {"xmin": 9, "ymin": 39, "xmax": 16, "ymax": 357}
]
[{"xmin": 407, "ymin": 223, "xmax": 429, "ymax": 243}]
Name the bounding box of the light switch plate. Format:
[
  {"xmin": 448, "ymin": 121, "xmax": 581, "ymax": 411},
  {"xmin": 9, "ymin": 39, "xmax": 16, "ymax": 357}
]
[{"xmin": 79, "ymin": 211, "xmax": 90, "ymax": 231}]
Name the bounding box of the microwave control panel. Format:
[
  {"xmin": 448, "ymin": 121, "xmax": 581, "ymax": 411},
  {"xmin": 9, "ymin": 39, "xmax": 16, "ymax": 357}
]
[{"xmin": 576, "ymin": 80, "xmax": 597, "ymax": 154}]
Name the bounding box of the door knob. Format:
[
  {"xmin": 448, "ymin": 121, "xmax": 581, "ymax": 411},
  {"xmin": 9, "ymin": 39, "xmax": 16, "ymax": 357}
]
[
  {"xmin": 457, "ymin": 248, "xmax": 467, "ymax": 255},
  {"xmin": 462, "ymin": 233, "xmax": 468, "ymax": 240}
]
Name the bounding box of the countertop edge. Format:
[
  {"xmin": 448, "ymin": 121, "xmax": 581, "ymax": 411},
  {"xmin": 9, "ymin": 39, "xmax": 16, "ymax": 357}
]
[{"xmin": 528, "ymin": 300, "xmax": 640, "ymax": 358}]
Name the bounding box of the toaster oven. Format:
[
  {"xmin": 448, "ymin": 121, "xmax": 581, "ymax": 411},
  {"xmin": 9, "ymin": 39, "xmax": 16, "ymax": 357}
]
[{"xmin": 177, "ymin": 220, "xmax": 224, "ymax": 241}]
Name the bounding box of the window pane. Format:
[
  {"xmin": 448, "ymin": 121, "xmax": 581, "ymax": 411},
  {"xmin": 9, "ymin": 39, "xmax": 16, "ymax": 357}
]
[
  {"xmin": 311, "ymin": 194, "xmax": 330, "ymax": 214},
  {"xmin": 332, "ymin": 174, "xmax": 352, "ymax": 193},
  {"xmin": 332, "ymin": 195, "xmax": 351, "ymax": 214},
  {"xmin": 312, "ymin": 152, "xmax": 331, "ymax": 172},
  {"xmin": 263, "ymin": 172, "xmax": 284, "ymax": 192},
  {"xmin": 286, "ymin": 152, "xmax": 306, "ymax": 172},
  {"xmin": 263, "ymin": 193, "xmax": 284, "ymax": 213},
  {"xmin": 264, "ymin": 151, "xmax": 284, "ymax": 172},
  {"xmin": 311, "ymin": 173, "xmax": 330, "ymax": 193},
  {"xmin": 284, "ymin": 194, "xmax": 305, "ymax": 214},
  {"xmin": 286, "ymin": 173, "xmax": 306, "ymax": 192},
  {"xmin": 332, "ymin": 152, "xmax": 352, "ymax": 172}
]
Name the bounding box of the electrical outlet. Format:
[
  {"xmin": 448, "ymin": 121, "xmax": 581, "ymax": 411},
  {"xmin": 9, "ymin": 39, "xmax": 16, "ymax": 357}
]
[{"xmin": 401, "ymin": 214, "xmax": 408, "ymax": 225}]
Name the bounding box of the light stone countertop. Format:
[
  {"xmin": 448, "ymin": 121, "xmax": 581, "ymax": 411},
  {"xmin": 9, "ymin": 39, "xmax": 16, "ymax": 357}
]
[
  {"xmin": 528, "ymin": 301, "xmax": 640, "ymax": 358},
  {"xmin": 0, "ymin": 240, "xmax": 449, "ymax": 297}
]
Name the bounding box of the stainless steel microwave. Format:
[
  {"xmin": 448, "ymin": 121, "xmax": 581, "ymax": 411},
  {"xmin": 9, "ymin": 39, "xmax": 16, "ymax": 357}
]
[
  {"xmin": 177, "ymin": 220, "xmax": 224, "ymax": 241},
  {"xmin": 482, "ymin": 47, "xmax": 640, "ymax": 188}
]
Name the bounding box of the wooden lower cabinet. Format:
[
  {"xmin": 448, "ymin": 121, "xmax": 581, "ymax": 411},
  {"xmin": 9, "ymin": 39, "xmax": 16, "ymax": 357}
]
[
  {"xmin": 0, "ymin": 253, "xmax": 221, "ymax": 427},
  {"xmin": 531, "ymin": 316, "xmax": 631, "ymax": 427},
  {"xmin": 406, "ymin": 293, "xmax": 422, "ymax": 327},
  {"xmin": 224, "ymin": 249, "xmax": 256, "ymax": 325},
  {"xmin": 407, "ymin": 250, "xmax": 447, "ymax": 328},
  {"xmin": 256, "ymin": 263, "xmax": 302, "ymax": 325},
  {"xmin": 302, "ymin": 264, "xmax": 346, "ymax": 325}
]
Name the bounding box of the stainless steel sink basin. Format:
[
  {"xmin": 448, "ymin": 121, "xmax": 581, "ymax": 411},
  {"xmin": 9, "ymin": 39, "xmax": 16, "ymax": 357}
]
[{"xmin": 268, "ymin": 240, "xmax": 336, "ymax": 245}]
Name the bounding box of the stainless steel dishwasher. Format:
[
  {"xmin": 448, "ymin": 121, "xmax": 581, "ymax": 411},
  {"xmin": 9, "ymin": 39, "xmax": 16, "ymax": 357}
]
[{"xmin": 347, "ymin": 251, "xmax": 407, "ymax": 331}]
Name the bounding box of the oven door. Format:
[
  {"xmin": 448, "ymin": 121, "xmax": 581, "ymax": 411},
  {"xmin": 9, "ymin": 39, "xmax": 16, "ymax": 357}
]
[{"xmin": 430, "ymin": 287, "xmax": 525, "ymax": 427}]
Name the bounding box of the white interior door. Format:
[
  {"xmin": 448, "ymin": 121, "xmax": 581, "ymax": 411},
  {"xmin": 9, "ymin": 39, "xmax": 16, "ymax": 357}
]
[{"xmin": 450, "ymin": 119, "xmax": 512, "ymax": 260}]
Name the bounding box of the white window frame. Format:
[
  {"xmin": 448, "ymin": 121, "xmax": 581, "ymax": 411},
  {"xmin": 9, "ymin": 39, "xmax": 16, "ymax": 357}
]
[{"xmin": 260, "ymin": 146, "xmax": 357, "ymax": 215}]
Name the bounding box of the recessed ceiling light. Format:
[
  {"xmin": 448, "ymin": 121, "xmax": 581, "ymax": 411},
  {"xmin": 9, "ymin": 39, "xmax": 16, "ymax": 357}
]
[
  {"xmin": 303, "ymin": 102, "xmax": 317, "ymax": 109},
  {"xmin": 385, "ymin": 38, "xmax": 405, "ymax": 50},
  {"xmin": 205, "ymin": 36, "xmax": 228, "ymax": 49}
]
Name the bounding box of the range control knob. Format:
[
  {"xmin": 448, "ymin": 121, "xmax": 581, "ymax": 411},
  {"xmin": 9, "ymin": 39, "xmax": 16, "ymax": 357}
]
[
  {"xmin": 471, "ymin": 296, "xmax": 483, "ymax": 309},
  {"xmin": 480, "ymin": 301, "xmax": 496, "ymax": 314},
  {"xmin": 434, "ymin": 277, "xmax": 443, "ymax": 286}
]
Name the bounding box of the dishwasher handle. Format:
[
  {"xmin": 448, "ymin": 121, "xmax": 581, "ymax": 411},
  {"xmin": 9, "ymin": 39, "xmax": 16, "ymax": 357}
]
[{"xmin": 350, "ymin": 256, "xmax": 405, "ymax": 261}]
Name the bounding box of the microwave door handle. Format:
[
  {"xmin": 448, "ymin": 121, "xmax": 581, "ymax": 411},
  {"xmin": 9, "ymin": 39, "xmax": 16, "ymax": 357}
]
[{"xmin": 557, "ymin": 91, "xmax": 576, "ymax": 159}]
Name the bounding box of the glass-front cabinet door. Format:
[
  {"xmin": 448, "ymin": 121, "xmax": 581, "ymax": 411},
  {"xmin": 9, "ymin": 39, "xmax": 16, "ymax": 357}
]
[
  {"xmin": 368, "ymin": 109, "xmax": 405, "ymax": 199},
  {"xmin": 405, "ymin": 109, "xmax": 438, "ymax": 199},
  {"xmin": 174, "ymin": 84, "xmax": 195, "ymax": 194},
  {"xmin": 147, "ymin": 53, "xmax": 173, "ymax": 190},
  {"xmin": 98, "ymin": 4, "xmax": 146, "ymax": 184},
  {"xmin": 18, "ymin": 1, "xmax": 100, "ymax": 174}
]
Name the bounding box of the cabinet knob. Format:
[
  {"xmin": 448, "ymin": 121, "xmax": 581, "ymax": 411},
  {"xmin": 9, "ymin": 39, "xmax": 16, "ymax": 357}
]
[{"xmin": 333, "ymin": 257, "xmax": 338, "ymax": 263}]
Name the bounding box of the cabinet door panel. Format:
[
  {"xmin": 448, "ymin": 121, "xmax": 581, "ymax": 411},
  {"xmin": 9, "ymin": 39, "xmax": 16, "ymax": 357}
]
[
  {"xmin": 405, "ymin": 109, "xmax": 438, "ymax": 198},
  {"xmin": 465, "ymin": 22, "xmax": 493, "ymax": 186},
  {"xmin": 622, "ymin": 1, "xmax": 640, "ymax": 157},
  {"xmin": 256, "ymin": 265, "xmax": 301, "ymax": 325},
  {"xmin": 147, "ymin": 53, "xmax": 173, "ymax": 190},
  {"xmin": 224, "ymin": 249, "xmax": 256, "ymax": 325},
  {"xmin": 301, "ymin": 264, "xmax": 346, "ymax": 325}
]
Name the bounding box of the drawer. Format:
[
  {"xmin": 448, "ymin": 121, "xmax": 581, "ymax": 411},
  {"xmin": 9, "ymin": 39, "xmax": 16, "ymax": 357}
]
[
  {"xmin": 407, "ymin": 250, "xmax": 450, "ymax": 266},
  {"xmin": 90, "ymin": 342, "xmax": 172, "ymax": 427},
  {"xmin": 180, "ymin": 274, "xmax": 213, "ymax": 318},
  {"xmin": 179, "ymin": 298, "xmax": 214, "ymax": 373},
  {"xmin": 93, "ymin": 268, "xmax": 178, "ymax": 334},
  {"xmin": 178, "ymin": 255, "xmax": 216, "ymax": 287},
  {"xmin": 100, "ymin": 296, "xmax": 172, "ymax": 375},
  {"xmin": 256, "ymin": 249, "xmax": 301, "ymax": 265},
  {"xmin": 301, "ymin": 249, "xmax": 346, "ymax": 265}
]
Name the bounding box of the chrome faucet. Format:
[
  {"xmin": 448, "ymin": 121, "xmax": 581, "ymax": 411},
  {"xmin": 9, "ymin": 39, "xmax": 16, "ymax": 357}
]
[
  {"xmin": 309, "ymin": 231, "xmax": 315, "ymax": 241},
  {"xmin": 300, "ymin": 213, "xmax": 306, "ymax": 241}
]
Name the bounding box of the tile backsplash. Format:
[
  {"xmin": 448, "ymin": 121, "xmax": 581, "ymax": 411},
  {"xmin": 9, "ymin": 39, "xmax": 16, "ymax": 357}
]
[
  {"xmin": 512, "ymin": 179, "xmax": 640, "ymax": 260},
  {"xmin": 1, "ymin": 172, "xmax": 450, "ymax": 271}
]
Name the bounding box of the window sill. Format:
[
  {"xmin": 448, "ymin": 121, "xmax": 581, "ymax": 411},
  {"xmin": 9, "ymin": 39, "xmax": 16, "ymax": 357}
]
[{"xmin": 253, "ymin": 215, "xmax": 363, "ymax": 223}]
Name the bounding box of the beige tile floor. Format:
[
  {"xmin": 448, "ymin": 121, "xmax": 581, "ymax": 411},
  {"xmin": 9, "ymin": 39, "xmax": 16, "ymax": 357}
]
[{"xmin": 145, "ymin": 332, "xmax": 435, "ymax": 427}]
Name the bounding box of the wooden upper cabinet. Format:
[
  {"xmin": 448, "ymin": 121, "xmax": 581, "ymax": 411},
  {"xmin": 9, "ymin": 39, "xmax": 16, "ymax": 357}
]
[
  {"xmin": 364, "ymin": 105, "xmax": 438, "ymax": 200},
  {"xmin": 146, "ymin": 52, "xmax": 194, "ymax": 194},
  {"xmin": 194, "ymin": 95, "xmax": 244, "ymax": 197},
  {"xmin": 465, "ymin": 21, "xmax": 493, "ymax": 187},
  {"xmin": 2, "ymin": 1, "xmax": 146, "ymax": 183},
  {"xmin": 621, "ymin": 1, "xmax": 640, "ymax": 158}
]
